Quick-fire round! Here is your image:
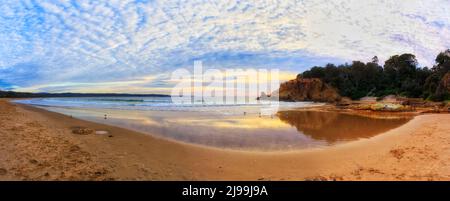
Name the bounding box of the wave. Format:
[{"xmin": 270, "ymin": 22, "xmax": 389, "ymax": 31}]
[
  {"xmin": 86, "ymin": 98, "xmax": 145, "ymax": 102},
  {"xmin": 14, "ymin": 97, "xmax": 324, "ymax": 115}
]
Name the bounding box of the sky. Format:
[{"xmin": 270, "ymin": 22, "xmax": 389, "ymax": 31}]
[{"xmin": 1, "ymin": 0, "xmax": 449, "ymax": 93}]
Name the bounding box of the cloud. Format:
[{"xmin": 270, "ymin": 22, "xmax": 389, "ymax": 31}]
[{"xmin": 0, "ymin": 0, "xmax": 449, "ymax": 93}]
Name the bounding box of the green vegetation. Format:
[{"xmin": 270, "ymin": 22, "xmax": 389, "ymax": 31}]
[{"xmin": 300, "ymin": 50, "xmax": 450, "ymax": 101}]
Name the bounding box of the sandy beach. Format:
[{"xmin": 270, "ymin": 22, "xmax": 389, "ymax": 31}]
[{"xmin": 1, "ymin": 99, "xmax": 450, "ymax": 181}]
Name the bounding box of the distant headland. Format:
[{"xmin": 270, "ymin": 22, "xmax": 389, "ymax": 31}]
[{"xmin": 0, "ymin": 91, "xmax": 170, "ymax": 98}]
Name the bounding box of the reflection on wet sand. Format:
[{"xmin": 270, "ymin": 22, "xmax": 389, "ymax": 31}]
[
  {"xmin": 277, "ymin": 110, "xmax": 411, "ymax": 143},
  {"xmin": 40, "ymin": 106, "xmax": 412, "ymax": 151}
]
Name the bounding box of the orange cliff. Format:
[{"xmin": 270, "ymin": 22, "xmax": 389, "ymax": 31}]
[
  {"xmin": 276, "ymin": 76, "xmax": 341, "ymax": 102},
  {"xmin": 439, "ymin": 72, "xmax": 450, "ymax": 93}
]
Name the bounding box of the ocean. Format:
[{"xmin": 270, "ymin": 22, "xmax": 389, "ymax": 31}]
[
  {"xmin": 14, "ymin": 97, "xmax": 409, "ymax": 151},
  {"xmin": 14, "ymin": 96, "xmax": 323, "ymax": 116}
]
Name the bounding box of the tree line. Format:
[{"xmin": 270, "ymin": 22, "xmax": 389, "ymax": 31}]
[
  {"xmin": 299, "ymin": 50, "xmax": 450, "ymax": 101},
  {"xmin": 0, "ymin": 91, "xmax": 170, "ymax": 98}
]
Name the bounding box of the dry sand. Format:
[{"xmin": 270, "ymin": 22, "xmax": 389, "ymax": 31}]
[{"xmin": 1, "ymin": 99, "xmax": 450, "ymax": 181}]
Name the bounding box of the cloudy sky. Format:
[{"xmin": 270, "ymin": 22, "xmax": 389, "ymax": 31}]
[{"xmin": 1, "ymin": 0, "xmax": 449, "ymax": 93}]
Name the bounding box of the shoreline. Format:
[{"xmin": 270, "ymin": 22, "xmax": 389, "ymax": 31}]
[
  {"xmin": 14, "ymin": 101, "xmax": 414, "ymax": 153},
  {"xmin": 1, "ymin": 99, "xmax": 450, "ymax": 180}
]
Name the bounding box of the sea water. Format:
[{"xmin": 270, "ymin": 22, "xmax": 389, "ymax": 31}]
[
  {"xmin": 14, "ymin": 97, "xmax": 411, "ymax": 151},
  {"xmin": 15, "ymin": 96, "xmax": 321, "ymax": 115}
]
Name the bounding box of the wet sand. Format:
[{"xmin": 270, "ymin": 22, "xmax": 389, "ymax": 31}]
[
  {"xmin": 37, "ymin": 106, "xmax": 412, "ymax": 151},
  {"xmin": 1, "ymin": 99, "xmax": 450, "ymax": 180}
]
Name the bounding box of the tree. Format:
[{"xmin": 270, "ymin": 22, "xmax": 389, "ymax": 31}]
[
  {"xmin": 434, "ymin": 49, "xmax": 450, "ymax": 77},
  {"xmin": 371, "ymin": 56, "xmax": 379, "ymax": 64},
  {"xmin": 297, "ymin": 51, "xmax": 449, "ymax": 100}
]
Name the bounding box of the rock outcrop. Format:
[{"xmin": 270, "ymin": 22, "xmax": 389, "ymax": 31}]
[
  {"xmin": 432, "ymin": 72, "xmax": 450, "ymax": 99},
  {"xmin": 277, "ymin": 77, "xmax": 341, "ymax": 102},
  {"xmin": 440, "ymin": 72, "xmax": 450, "ymax": 93},
  {"xmin": 72, "ymin": 127, "xmax": 94, "ymax": 135}
]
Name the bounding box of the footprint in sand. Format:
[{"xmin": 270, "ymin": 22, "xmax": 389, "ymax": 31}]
[
  {"xmin": 390, "ymin": 148, "xmax": 405, "ymax": 159},
  {"xmin": 0, "ymin": 168, "xmax": 7, "ymax": 175}
]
